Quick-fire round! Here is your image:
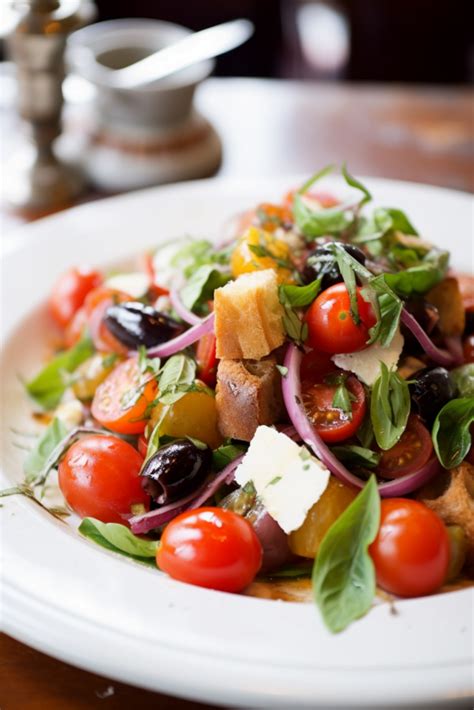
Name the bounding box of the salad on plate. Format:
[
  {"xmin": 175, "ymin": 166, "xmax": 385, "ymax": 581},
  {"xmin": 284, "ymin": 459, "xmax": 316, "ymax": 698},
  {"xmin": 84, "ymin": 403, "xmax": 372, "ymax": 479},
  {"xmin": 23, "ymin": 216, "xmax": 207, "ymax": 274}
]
[{"xmin": 9, "ymin": 165, "xmax": 474, "ymax": 633}]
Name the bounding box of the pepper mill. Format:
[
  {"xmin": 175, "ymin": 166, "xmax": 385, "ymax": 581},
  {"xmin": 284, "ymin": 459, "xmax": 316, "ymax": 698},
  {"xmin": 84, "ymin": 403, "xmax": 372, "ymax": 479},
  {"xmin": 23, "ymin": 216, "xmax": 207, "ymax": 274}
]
[{"xmin": 5, "ymin": 0, "xmax": 95, "ymax": 216}]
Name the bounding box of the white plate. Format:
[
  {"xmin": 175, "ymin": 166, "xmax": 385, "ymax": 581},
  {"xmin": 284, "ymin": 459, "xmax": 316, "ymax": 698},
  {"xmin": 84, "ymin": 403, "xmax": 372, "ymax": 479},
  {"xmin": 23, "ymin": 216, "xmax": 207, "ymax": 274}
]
[{"xmin": 1, "ymin": 176, "xmax": 473, "ymax": 709}]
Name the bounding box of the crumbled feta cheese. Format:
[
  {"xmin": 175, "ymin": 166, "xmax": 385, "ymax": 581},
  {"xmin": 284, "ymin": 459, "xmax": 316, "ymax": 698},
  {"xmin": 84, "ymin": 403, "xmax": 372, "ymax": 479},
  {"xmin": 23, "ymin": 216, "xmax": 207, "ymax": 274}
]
[
  {"xmin": 105, "ymin": 272, "xmax": 150, "ymax": 298},
  {"xmin": 234, "ymin": 426, "xmax": 330, "ymax": 533},
  {"xmin": 55, "ymin": 399, "xmax": 84, "ymax": 430},
  {"xmin": 332, "ymin": 329, "xmax": 404, "ymax": 386}
]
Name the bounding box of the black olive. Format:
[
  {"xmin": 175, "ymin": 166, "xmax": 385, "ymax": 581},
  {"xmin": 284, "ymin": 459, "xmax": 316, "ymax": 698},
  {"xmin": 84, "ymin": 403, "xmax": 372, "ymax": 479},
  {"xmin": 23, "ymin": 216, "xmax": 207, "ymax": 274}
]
[
  {"xmin": 410, "ymin": 367, "xmax": 454, "ymax": 426},
  {"xmin": 141, "ymin": 439, "xmax": 212, "ymax": 504},
  {"xmin": 103, "ymin": 301, "xmax": 184, "ymax": 349},
  {"xmin": 301, "ymin": 242, "xmax": 366, "ymax": 288}
]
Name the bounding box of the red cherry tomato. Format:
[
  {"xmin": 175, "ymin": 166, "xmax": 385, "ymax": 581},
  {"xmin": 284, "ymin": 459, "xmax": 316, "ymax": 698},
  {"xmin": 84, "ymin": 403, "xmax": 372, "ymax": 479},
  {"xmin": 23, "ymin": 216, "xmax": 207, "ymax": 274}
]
[
  {"xmin": 377, "ymin": 416, "xmax": 433, "ymax": 479},
  {"xmin": 196, "ymin": 333, "xmax": 218, "ymax": 387},
  {"xmin": 301, "ymin": 351, "xmax": 366, "ymax": 443},
  {"xmin": 84, "ymin": 287, "xmax": 131, "ymax": 354},
  {"xmin": 463, "ymin": 334, "xmax": 474, "ymax": 363},
  {"xmin": 370, "ymin": 499, "xmax": 449, "ymax": 598},
  {"xmin": 58, "ymin": 435, "xmax": 149, "ymax": 523},
  {"xmin": 48, "ymin": 268, "xmax": 102, "ymax": 328},
  {"xmin": 157, "ymin": 507, "xmax": 262, "ymax": 592},
  {"xmin": 91, "ymin": 357, "xmax": 157, "ymax": 435},
  {"xmin": 306, "ymin": 283, "xmax": 377, "ymax": 354},
  {"xmin": 64, "ymin": 306, "xmax": 87, "ymax": 348}
]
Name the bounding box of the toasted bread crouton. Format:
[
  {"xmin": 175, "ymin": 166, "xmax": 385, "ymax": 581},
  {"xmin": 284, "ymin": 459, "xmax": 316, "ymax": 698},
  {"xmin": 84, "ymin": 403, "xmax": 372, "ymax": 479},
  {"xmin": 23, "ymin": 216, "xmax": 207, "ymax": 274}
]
[
  {"xmin": 214, "ymin": 270, "xmax": 285, "ymax": 359},
  {"xmin": 418, "ymin": 462, "xmax": 474, "ymax": 573},
  {"xmin": 216, "ymin": 357, "xmax": 284, "ymax": 441},
  {"xmin": 427, "ymin": 277, "xmax": 465, "ymax": 336}
]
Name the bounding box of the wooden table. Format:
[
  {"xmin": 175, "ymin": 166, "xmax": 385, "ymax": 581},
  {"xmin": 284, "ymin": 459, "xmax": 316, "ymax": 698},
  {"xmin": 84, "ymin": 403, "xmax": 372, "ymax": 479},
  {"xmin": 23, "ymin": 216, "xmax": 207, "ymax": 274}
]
[{"xmin": 1, "ymin": 78, "xmax": 473, "ymax": 709}]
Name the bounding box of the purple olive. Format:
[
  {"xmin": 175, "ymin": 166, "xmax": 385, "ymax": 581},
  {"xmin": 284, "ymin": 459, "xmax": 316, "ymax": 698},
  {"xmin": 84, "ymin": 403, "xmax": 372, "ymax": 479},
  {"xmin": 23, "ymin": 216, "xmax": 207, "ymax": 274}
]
[
  {"xmin": 104, "ymin": 301, "xmax": 184, "ymax": 349},
  {"xmin": 141, "ymin": 439, "xmax": 212, "ymax": 504}
]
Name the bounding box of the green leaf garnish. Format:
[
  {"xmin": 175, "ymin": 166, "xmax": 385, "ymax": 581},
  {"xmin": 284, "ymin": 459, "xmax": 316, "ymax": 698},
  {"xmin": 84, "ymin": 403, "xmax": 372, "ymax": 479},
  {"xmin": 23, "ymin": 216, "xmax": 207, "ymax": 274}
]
[
  {"xmin": 25, "ymin": 334, "xmax": 94, "ymax": 410},
  {"xmin": 212, "ymin": 442, "xmax": 247, "ymax": 471},
  {"xmin": 157, "ymin": 353, "xmax": 197, "ymax": 405},
  {"xmin": 450, "ymin": 364, "xmax": 474, "ymax": 398},
  {"xmin": 432, "ymin": 398, "xmax": 474, "ymax": 469},
  {"xmin": 341, "ymin": 163, "xmax": 372, "ymax": 206},
  {"xmin": 370, "ymin": 363, "xmax": 410, "ymax": 450},
  {"xmin": 79, "ymin": 518, "xmax": 158, "ymax": 566},
  {"xmin": 279, "ymin": 279, "xmax": 321, "ymax": 308},
  {"xmin": 312, "ymin": 475, "xmax": 380, "ymax": 633},
  {"xmin": 180, "ymin": 264, "xmax": 230, "ymax": 312},
  {"xmin": 23, "ymin": 417, "xmax": 68, "ymax": 483},
  {"xmin": 332, "ymin": 444, "xmax": 380, "ymax": 469}
]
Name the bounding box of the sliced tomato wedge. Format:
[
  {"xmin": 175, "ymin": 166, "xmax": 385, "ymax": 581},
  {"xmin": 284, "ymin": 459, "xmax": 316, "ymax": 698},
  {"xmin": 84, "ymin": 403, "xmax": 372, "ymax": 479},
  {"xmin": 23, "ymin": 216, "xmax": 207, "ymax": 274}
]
[
  {"xmin": 84, "ymin": 287, "xmax": 131, "ymax": 354},
  {"xmin": 196, "ymin": 333, "xmax": 218, "ymax": 387},
  {"xmin": 301, "ymin": 350, "xmax": 366, "ymax": 443},
  {"xmin": 91, "ymin": 357, "xmax": 158, "ymax": 435},
  {"xmin": 377, "ymin": 415, "xmax": 433, "ymax": 479}
]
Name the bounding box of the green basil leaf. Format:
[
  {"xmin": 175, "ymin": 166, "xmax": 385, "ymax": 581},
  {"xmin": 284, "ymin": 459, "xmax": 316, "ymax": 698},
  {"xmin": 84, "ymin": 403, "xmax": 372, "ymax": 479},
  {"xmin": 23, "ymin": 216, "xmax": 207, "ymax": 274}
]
[
  {"xmin": 384, "ymin": 248, "xmax": 449, "ymax": 297},
  {"xmin": 332, "ymin": 382, "xmax": 356, "ymax": 416},
  {"xmin": 333, "ymin": 247, "xmax": 360, "ymax": 324},
  {"xmin": 169, "ymin": 238, "xmax": 229, "ymax": 279},
  {"xmin": 364, "ymin": 274, "xmax": 402, "ymax": 348},
  {"xmin": 341, "ymin": 163, "xmax": 372, "ymax": 206},
  {"xmin": 261, "ymin": 561, "xmax": 313, "ymax": 579},
  {"xmin": 180, "ymin": 265, "xmax": 230, "ymax": 311},
  {"xmin": 312, "ymin": 475, "xmax": 380, "ymax": 633},
  {"xmin": 294, "ymin": 196, "xmax": 354, "ymax": 239},
  {"xmin": 79, "ymin": 517, "xmax": 158, "ymax": 565},
  {"xmin": 432, "ymin": 398, "xmax": 474, "ymax": 469},
  {"xmin": 332, "ymin": 444, "xmax": 380, "ymax": 469},
  {"xmin": 212, "ymin": 442, "xmax": 247, "ymax": 471},
  {"xmin": 25, "ymin": 335, "xmax": 95, "ymax": 410},
  {"xmin": 370, "ymin": 363, "xmax": 410, "ymax": 450},
  {"xmin": 23, "ymin": 417, "xmax": 69, "ymax": 482},
  {"xmin": 450, "ymin": 364, "xmax": 474, "ymax": 398},
  {"xmin": 278, "ymin": 279, "xmax": 321, "ymax": 308},
  {"xmin": 374, "ymin": 207, "xmax": 418, "ymax": 236},
  {"xmin": 157, "ymin": 354, "xmax": 196, "ymax": 405}
]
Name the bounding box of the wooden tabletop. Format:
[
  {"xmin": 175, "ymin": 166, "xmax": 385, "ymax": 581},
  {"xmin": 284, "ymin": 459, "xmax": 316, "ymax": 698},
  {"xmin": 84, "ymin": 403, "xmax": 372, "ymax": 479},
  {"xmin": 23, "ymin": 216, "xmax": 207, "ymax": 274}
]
[{"xmin": 1, "ymin": 77, "xmax": 473, "ymax": 709}]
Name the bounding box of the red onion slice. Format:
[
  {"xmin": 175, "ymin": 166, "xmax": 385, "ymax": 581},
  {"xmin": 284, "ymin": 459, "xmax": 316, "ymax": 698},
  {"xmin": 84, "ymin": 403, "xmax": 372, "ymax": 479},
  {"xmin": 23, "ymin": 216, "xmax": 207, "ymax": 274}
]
[
  {"xmin": 282, "ymin": 343, "xmax": 441, "ymax": 497},
  {"xmin": 141, "ymin": 312, "xmax": 215, "ymax": 358},
  {"xmin": 401, "ymin": 308, "xmax": 454, "ymax": 367},
  {"xmin": 129, "ymin": 455, "xmax": 243, "ymax": 534},
  {"xmin": 170, "ymin": 289, "xmax": 202, "ymax": 326},
  {"xmin": 445, "ymin": 335, "xmax": 464, "ymax": 366}
]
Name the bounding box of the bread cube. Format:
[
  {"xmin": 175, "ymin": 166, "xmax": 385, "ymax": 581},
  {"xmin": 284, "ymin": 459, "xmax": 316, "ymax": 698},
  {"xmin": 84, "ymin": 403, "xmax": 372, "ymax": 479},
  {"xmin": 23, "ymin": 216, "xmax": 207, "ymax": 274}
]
[
  {"xmin": 216, "ymin": 357, "xmax": 284, "ymax": 441},
  {"xmin": 214, "ymin": 270, "xmax": 285, "ymax": 359}
]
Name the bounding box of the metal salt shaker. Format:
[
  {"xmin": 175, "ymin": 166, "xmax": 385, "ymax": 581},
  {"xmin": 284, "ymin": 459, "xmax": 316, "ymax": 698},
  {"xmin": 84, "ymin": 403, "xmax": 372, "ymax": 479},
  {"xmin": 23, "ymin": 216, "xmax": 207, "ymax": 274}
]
[{"xmin": 5, "ymin": 0, "xmax": 95, "ymax": 215}]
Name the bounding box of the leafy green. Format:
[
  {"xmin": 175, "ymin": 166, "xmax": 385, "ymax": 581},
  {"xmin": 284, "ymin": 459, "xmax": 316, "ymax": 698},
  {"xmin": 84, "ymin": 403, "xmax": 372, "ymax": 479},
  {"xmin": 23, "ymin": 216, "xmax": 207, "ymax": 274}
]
[
  {"xmin": 332, "ymin": 445, "xmax": 380, "ymax": 469},
  {"xmin": 25, "ymin": 335, "xmax": 95, "ymax": 410},
  {"xmin": 212, "ymin": 442, "xmax": 247, "ymax": 471},
  {"xmin": 370, "ymin": 363, "xmax": 411, "ymax": 450},
  {"xmin": 312, "ymin": 475, "xmax": 380, "ymax": 633},
  {"xmin": 157, "ymin": 354, "xmax": 197, "ymax": 405},
  {"xmin": 363, "ymin": 274, "xmax": 403, "ymax": 348},
  {"xmin": 384, "ymin": 248, "xmax": 449, "ymax": 297},
  {"xmin": 341, "ymin": 163, "xmax": 372, "ymax": 206},
  {"xmin": 137, "ymin": 347, "xmax": 161, "ymax": 376},
  {"xmin": 23, "ymin": 417, "xmax": 68, "ymax": 483},
  {"xmin": 180, "ymin": 265, "xmax": 230, "ymax": 311},
  {"xmin": 278, "ymin": 279, "xmax": 321, "ymax": 308},
  {"xmin": 169, "ymin": 239, "xmax": 229, "ymax": 278},
  {"xmin": 328, "ymin": 374, "xmax": 356, "ymax": 416},
  {"xmin": 79, "ymin": 518, "xmax": 158, "ymax": 566},
  {"xmin": 450, "ymin": 364, "xmax": 474, "ymax": 398},
  {"xmin": 262, "ymin": 561, "xmax": 313, "ymax": 579},
  {"xmin": 333, "ymin": 246, "xmax": 360, "ymax": 324},
  {"xmin": 432, "ymin": 398, "xmax": 474, "ymax": 469},
  {"xmin": 279, "ymin": 288, "xmax": 308, "ymax": 346}
]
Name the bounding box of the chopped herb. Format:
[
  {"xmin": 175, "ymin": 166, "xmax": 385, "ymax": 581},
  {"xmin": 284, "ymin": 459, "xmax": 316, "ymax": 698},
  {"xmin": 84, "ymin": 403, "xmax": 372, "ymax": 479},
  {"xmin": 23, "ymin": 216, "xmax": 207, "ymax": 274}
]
[
  {"xmin": 370, "ymin": 363, "xmax": 410, "ymax": 450},
  {"xmin": 276, "ymin": 365, "xmax": 289, "ymax": 377},
  {"xmin": 23, "ymin": 417, "xmax": 68, "ymax": 483},
  {"xmin": 279, "ymin": 279, "xmax": 321, "ymax": 308},
  {"xmin": 267, "ymin": 475, "xmax": 282, "ymax": 486}
]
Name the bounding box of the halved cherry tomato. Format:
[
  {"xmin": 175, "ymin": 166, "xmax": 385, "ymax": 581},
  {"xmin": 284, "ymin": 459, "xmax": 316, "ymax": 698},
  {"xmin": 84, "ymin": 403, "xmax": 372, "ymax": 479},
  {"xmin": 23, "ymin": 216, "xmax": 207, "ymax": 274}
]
[
  {"xmin": 196, "ymin": 333, "xmax": 218, "ymax": 387},
  {"xmin": 377, "ymin": 416, "xmax": 433, "ymax": 479},
  {"xmin": 84, "ymin": 287, "xmax": 131, "ymax": 354},
  {"xmin": 157, "ymin": 507, "xmax": 262, "ymax": 592},
  {"xmin": 58, "ymin": 435, "xmax": 149, "ymax": 523},
  {"xmin": 370, "ymin": 499, "xmax": 449, "ymax": 597},
  {"xmin": 301, "ymin": 351, "xmax": 366, "ymax": 443},
  {"xmin": 306, "ymin": 283, "xmax": 377, "ymax": 353},
  {"xmin": 64, "ymin": 306, "xmax": 87, "ymax": 348},
  {"xmin": 48, "ymin": 267, "xmax": 103, "ymax": 328},
  {"xmin": 91, "ymin": 357, "xmax": 157, "ymax": 434}
]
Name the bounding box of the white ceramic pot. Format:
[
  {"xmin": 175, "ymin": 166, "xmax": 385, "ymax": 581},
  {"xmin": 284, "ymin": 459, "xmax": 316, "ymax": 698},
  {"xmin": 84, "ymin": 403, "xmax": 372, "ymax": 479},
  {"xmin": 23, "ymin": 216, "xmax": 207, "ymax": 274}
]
[{"xmin": 66, "ymin": 19, "xmax": 222, "ymax": 190}]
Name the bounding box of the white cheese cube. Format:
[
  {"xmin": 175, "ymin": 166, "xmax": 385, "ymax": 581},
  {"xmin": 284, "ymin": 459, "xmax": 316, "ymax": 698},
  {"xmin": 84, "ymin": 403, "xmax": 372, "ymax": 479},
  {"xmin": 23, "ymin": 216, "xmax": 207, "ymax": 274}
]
[{"xmin": 234, "ymin": 426, "xmax": 330, "ymax": 533}]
